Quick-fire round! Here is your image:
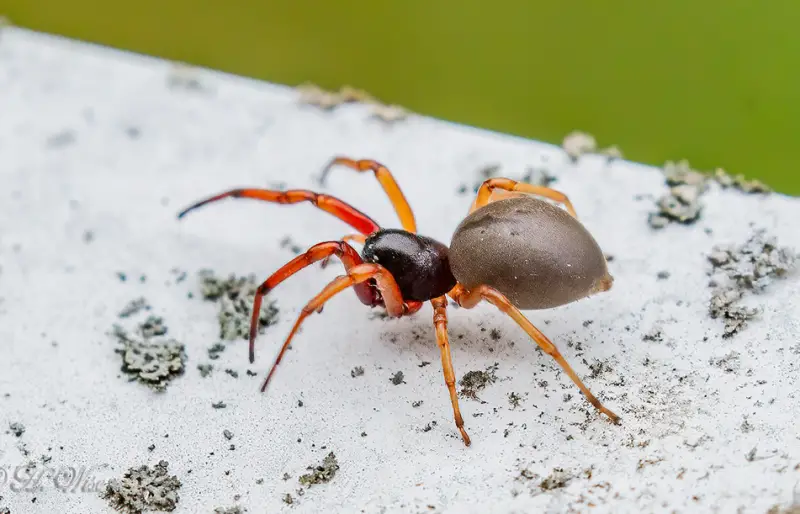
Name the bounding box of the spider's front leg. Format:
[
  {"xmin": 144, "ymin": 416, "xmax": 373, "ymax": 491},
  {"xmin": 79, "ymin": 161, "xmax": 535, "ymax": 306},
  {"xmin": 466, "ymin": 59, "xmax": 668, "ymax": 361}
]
[
  {"xmin": 320, "ymin": 157, "xmax": 417, "ymax": 232},
  {"xmin": 431, "ymin": 296, "xmax": 471, "ymax": 446},
  {"xmin": 259, "ymin": 263, "xmax": 417, "ymax": 392},
  {"xmin": 248, "ymin": 240, "xmax": 376, "ymax": 363}
]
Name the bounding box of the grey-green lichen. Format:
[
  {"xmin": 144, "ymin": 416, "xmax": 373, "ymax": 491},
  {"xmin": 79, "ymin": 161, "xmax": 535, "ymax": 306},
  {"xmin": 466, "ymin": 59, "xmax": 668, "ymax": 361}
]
[
  {"xmin": 198, "ymin": 270, "xmax": 279, "ymax": 341},
  {"xmin": 113, "ymin": 325, "xmax": 186, "ymax": 392},
  {"xmin": 713, "ymin": 167, "xmax": 771, "ymax": 194},
  {"xmin": 648, "ymin": 160, "xmax": 709, "ymax": 228},
  {"xmin": 100, "ymin": 460, "xmax": 181, "ymax": 513},
  {"xmin": 707, "ymin": 229, "xmax": 797, "ymax": 337},
  {"xmin": 298, "ymin": 452, "xmax": 340, "ymax": 487}
]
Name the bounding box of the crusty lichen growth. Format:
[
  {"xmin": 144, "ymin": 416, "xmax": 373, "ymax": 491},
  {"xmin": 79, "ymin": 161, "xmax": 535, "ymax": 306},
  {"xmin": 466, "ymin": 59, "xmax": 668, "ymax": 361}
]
[
  {"xmin": 295, "ymin": 82, "xmax": 410, "ymax": 122},
  {"xmin": 561, "ymin": 130, "xmax": 622, "ymax": 161},
  {"xmin": 707, "ymin": 229, "xmax": 797, "ymax": 337},
  {"xmin": 713, "ymin": 167, "xmax": 771, "ymax": 194},
  {"xmin": 101, "ymin": 460, "xmax": 181, "ymax": 513},
  {"xmin": 648, "ymin": 160, "xmax": 709, "ymax": 228},
  {"xmin": 298, "ymin": 452, "xmax": 340, "ymax": 487},
  {"xmin": 562, "ymin": 131, "xmax": 597, "ymax": 160},
  {"xmin": 198, "ymin": 270, "xmax": 279, "ymax": 341},
  {"xmin": 113, "ymin": 325, "xmax": 186, "ymax": 391}
]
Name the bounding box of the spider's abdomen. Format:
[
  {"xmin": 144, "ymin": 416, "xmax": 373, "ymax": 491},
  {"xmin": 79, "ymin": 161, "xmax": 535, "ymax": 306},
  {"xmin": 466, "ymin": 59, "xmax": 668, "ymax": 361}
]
[
  {"xmin": 362, "ymin": 229, "xmax": 457, "ymax": 302},
  {"xmin": 449, "ymin": 196, "xmax": 613, "ymax": 310}
]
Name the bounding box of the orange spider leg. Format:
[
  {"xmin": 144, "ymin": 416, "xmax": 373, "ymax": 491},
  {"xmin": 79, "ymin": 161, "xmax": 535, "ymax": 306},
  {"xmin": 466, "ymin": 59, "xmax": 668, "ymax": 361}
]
[
  {"xmin": 177, "ymin": 188, "xmax": 380, "ymax": 235},
  {"xmin": 320, "ymin": 234, "xmax": 367, "ymax": 269},
  {"xmin": 248, "ymin": 241, "xmax": 374, "ymax": 363},
  {"xmin": 471, "ymin": 178, "xmax": 577, "ymax": 218},
  {"xmin": 448, "ymin": 283, "xmax": 620, "ymax": 423},
  {"xmin": 260, "ymin": 263, "xmax": 408, "ymax": 392},
  {"xmin": 320, "ymin": 157, "xmax": 417, "ymax": 233},
  {"xmin": 431, "ymin": 296, "xmax": 471, "ymax": 446}
]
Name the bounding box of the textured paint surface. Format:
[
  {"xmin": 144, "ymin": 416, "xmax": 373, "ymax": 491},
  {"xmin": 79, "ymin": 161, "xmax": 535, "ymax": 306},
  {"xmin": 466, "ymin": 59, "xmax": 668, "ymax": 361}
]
[{"xmin": 0, "ymin": 29, "xmax": 799, "ymax": 514}]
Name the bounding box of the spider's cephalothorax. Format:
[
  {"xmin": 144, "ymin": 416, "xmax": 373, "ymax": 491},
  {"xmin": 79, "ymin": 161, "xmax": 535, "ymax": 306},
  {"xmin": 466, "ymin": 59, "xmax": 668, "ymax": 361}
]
[
  {"xmin": 177, "ymin": 156, "xmax": 620, "ymax": 448},
  {"xmin": 361, "ymin": 229, "xmax": 457, "ymax": 303}
]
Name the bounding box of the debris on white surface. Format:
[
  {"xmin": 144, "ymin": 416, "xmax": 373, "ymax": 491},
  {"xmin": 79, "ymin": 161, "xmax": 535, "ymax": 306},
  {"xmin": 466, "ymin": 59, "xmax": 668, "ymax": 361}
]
[
  {"xmin": 197, "ymin": 270, "xmax": 280, "ymax": 341},
  {"xmin": 714, "ymin": 167, "xmax": 772, "ymax": 194},
  {"xmin": 296, "ymin": 81, "xmax": 411, "ymax": 123},
  {"xmin": 648, "ymin": 159, "xmax": 711, "ymax": 228},
  {"xmin": 561, "ymin": 130, "xmax": 597, "ymax": 160},
  {"xmin": 706, "ymin": 229, "xmax": 797, "ymax": 337},
  {"xmin": 598, "ymin": 144, "xmax": 624, "ymax": 160},
  {"xmin": 100, "ymin": 460, "xmax": 182, "ymax": 513},
  {"xmin": 1, "ymin": 27, "xmax": 799, "ymax": 514}
]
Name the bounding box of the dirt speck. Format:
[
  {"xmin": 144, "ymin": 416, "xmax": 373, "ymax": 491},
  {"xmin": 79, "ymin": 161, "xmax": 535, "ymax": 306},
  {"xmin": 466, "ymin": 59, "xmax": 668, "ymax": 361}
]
[
  {"xmin": 282, "ymin": 494, "xmax": 294, "ymax": 505},
  {"xmin": 538, "ymin": 467, "xmax": 591, "ymax": 491},
  {"xmin": 197, "ymin": 364, "xmax": 213, "ymax": 377},
  {"xmin": 520, "ymin": 167, "xmax": 557, "ymax": 187},
  {"xmin": 709, "ymin": 351, "xmax": 740, "ymax": 373},
  {"xmin": 459, "ymin": 363, "xmax": 499, "ymax": 400},
  {"xmin": 299, "ymin": 452, "xmax": 339, "ymax": 487},
  {"xmin": 208, "ymin": 343, "xmax": 226, "ymax": 360},
  {"xmin": 223, "ymin": 429, "xmax": 233, "ymax": 440},
  {"xmin": 587, "ymin": 359, "xmax": 612, "ymax": 379},
  {"xmin": 139, "ymin": 315, "xmax": 168, "ymax": 338},
  {"xmin": 100, "ymin": 460, "xmax": 181, "ymax": 513},
  {"xmin": 279, "ymin": 236, "xmax": 303, "ymax": 255},
  {"xmin": 8, "ymin": 422, "xmax": 25, "ymax": 437},
  {"xmin": 508, "ymin": 392, "xmax": 522, "ymax": 409},
  {"xmin": 390, "ymin": 371, "xmax": 405, "ymax": 385},
  {"xmin": 212, "ymin": 401, "xmax": 226, "ymax": 409},
  {"xmin": 46, "ymin": 129, "xmax": 76, "ymax": 148},
  {"xmin": 642, "ymin": 325, "xmax": 664, "ymax": 342},
  {"xmin": 766, "ymin": 502, "xmax": 800, "ymax": 514},
  {"xmin": 118, "ymin": 297, "xmax": 150, "ymax": 318},
  {"xmin": 350, "ymin": 366, "xmax": 364, "ymax": 378}
]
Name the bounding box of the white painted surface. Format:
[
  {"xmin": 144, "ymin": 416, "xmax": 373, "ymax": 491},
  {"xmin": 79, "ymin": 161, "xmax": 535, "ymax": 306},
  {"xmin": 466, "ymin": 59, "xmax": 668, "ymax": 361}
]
[{"xmin": 0, "ymin": 28, "xmax": 798, "ymax": 514}]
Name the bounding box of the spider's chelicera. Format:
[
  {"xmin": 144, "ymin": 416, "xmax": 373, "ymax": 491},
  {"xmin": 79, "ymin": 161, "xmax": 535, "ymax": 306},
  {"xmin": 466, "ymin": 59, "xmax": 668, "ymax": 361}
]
[{"xmin": 177, "ymin": 156, "xmax": 619, "ymax": 446}]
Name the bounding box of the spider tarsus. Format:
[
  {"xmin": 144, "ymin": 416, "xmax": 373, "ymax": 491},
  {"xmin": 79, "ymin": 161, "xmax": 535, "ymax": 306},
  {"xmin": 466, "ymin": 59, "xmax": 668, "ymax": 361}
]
[
  {"xmin": 318, "ymin": 157, "xmax": 339, "ymax": 185},
  {"xmin": 460, "ymin": 428, "xmax": 472, "ymax": 446},
  {"xmin": 604, "ymin": 409, "xmax": 622, "ymax": 424}
]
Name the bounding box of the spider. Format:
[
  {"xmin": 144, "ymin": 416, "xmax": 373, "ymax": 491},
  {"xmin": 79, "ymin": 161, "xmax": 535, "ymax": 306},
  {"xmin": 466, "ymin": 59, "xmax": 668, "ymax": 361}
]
[{"xmin": 177, "ymin": 156, "xmax": 620, "ymax": 446}]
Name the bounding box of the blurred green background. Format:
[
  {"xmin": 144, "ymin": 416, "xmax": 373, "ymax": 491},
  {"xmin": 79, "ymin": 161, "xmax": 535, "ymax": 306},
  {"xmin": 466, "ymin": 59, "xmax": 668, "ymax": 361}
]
[{"xmin": 4, "ymin": 0, "xmax": 799, "ymax": 194}]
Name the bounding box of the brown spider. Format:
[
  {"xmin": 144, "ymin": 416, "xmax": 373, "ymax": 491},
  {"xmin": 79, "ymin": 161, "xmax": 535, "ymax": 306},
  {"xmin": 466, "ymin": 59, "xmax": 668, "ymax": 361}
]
[{"xmin": 177, "ymin": 156, "xmax": 620, "ymax": 446}]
